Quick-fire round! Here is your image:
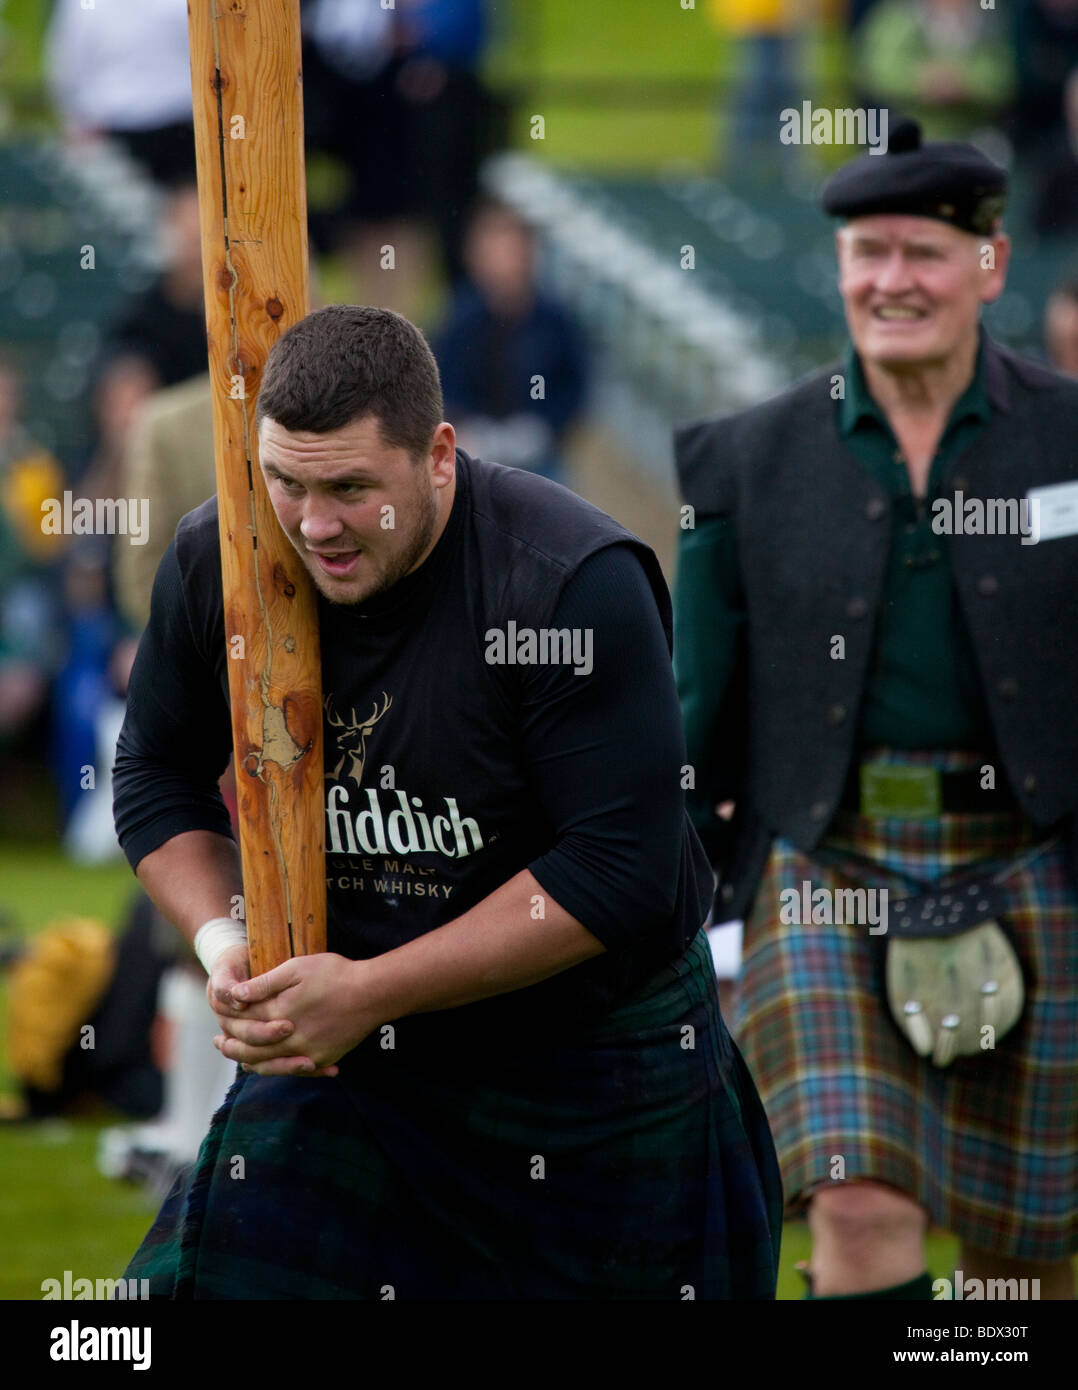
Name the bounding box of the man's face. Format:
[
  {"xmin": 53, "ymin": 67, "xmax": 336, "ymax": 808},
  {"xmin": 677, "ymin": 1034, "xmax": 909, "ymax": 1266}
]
[
  {"xmin": 836, "ymin": 215, "xmax": 1009, "ymax": 369},
  {"xmin": 464, "ymin": 210, "xmax": 535, "ymax": 308},
  {"xmin": 259, "ymin": 414, "xmax": 455, "ymax": 605}
]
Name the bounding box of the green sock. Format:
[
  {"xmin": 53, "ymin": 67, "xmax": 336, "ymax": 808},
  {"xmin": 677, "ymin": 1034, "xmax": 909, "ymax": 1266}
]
[{"xmin": 806, "ymin": 1271, "xmax": 935, "ymax": 1300}]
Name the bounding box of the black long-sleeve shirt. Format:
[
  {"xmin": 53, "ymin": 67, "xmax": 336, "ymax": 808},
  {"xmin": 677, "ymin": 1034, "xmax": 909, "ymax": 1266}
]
[{"xmin": 113, "ymin": 453, "xmax": 711, "ymax": 1039}]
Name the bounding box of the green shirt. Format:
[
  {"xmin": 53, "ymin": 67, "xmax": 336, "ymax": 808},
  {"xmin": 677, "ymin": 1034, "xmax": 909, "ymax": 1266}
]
[
  {"xmin": 673, "ymin": 339, "xmax": 997, "ymax": 829},
  {"xmin": 838, "ymin": 338, "xmax": 995, "ymax": 749}
]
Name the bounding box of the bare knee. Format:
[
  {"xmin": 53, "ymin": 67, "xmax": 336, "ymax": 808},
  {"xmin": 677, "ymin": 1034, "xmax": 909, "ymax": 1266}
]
[
  {"xmin": 805, "ymin": 1182, "xmax": 927, "ymax": 1295},
  {"xmin": 810, "ymin": 1181, "xmax": 927, "ymax": 1247}
]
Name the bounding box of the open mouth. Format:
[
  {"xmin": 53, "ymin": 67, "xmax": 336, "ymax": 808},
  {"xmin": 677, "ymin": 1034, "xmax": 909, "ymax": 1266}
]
[
  {"xmin": 872, "ymin": 305, "xmax": 929, "ymax": 322},
  {"xmin": 311, "ymin": 550, "xmax": 362, "ymax": 577}
]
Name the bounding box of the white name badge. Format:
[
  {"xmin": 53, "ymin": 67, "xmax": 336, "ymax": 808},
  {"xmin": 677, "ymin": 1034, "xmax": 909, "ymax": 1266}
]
[{"xmin": 1025, "ymin": 480, "xmax": 1078, "ymax": 542}]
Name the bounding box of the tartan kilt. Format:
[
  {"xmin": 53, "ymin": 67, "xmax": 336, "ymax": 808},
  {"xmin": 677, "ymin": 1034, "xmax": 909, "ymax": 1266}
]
[
  {"xmin": 124, "ymin": 929, "xmax": 783, "ymax": 1299},
  {"xmin": 735, "ymin": 749, "xmax": 1078, "ymax": 1262}
]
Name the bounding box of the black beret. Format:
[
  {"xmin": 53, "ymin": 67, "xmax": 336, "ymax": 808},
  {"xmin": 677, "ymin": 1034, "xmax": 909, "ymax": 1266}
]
[{"xmin": 821, "ymin": 119, "xmax": 1007, "ymax": 236}]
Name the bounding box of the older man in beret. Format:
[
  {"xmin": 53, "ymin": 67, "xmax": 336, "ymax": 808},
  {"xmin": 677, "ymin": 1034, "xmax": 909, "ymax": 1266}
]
[{"xmin": 675, "ymin": 121, "xmax": 1078, "ymax": 1299}]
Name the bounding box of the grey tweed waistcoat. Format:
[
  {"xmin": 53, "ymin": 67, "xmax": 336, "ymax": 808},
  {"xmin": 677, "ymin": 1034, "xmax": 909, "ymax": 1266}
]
[{"xmin": 675, "ymin": 336, "xmax": 1078, "ymax": 853}]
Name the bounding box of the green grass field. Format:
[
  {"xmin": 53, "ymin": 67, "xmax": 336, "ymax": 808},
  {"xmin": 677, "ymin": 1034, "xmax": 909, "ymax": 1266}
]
[
  {"xmin": 489, "ymin": 1, "xmax": 854, "ymax": 172},
  {"xmin": 488, "ymin": 1, "xmax": 728, "ymax": 169},
  {"xmin": 0, "ymin": 1121, "xmax": 157, "ymax": 1302}
]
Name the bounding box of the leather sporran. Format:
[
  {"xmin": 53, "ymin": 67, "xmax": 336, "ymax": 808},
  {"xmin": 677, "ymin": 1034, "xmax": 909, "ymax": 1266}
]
[{"xmin": 884, "ymin": 863, "xmax": 1035, "ymax": 1068}]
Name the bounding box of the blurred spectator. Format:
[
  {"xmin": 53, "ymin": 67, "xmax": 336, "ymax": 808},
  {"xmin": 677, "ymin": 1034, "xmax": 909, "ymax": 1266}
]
[
  {"xmin": 0, "ymin": 361, "xmax": 67, "ymax": 745},
  {"xmin": 110, "ymin": 374, "xmax": 238, "ymax": 847},
  {"xmin": 301, "ymin": 1, "xmax": 425, "ymax": 318},
  {"xmin": 98, "ymin": 954, "xmax": 237, "ymax": 1191},
  {"xmin": 49, "ymin": 356, "xmax": 154, "ymax": 825},
  {"xmin": 76, "ymin": 355, "xmax": 160, "ymax": 501},
  {"xmin": 46, "ymin": 0, "xmax": 196, "ymax": 185},
  {"xmin": 707, "ymin": 0, "xmax": 805, "ymax": 176},
  {"xmin": 434, "ymin": 200, "xmax": 589, "ymax": 484},
  {"xmin": 50, "ymin": 539, "xmax": 127, "ymax": 826},
  {"xmin": 398, "ymin": 0, "xmax": 496, "ymax": 285},
  {"xmin": 115, "ymin": 374, "xmax": 215, "ymax": 630},
  {"xmin": 302, "ymin": 0, "xmax": 492, "ymax": 317},
  {"xmin": 1045, "ymin": 275, "xmax": 1078, "ymax": 376},
  {"xmin": 63, "ymin": 636, "xmax": 138, "ymax": 864},
  {"xmin": 103, "ymin": 181, "xmax": 207, "ymax": 391},
  {"xmin": 1031, "ymin": 69, "xmax": 1078, "ymax": 239},
  {"xmin": 1013, "ymin": 0, "xmax": 1078, "ymax": 160},
  {"xmin": 2, "ymin": 892, "xmax": 221, "ymax": 1131},
  {"xmin": 854, "ymin": 0, "xmax": 1015, "ymax": 141}
]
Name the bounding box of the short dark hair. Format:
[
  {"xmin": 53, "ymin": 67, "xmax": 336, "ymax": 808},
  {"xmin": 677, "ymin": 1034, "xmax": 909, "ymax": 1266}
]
[
  {"xmin": 256, "ymin": 304, "xmax": 443, "ymax": 459},
  {"xmin": 465, "ymin": 195, "xmax": 533, "ymax": 238}
]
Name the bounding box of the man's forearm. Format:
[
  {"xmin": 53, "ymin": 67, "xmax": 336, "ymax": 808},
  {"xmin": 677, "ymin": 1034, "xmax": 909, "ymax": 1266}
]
[
  {"xmin": 359, "ymin": 869, "xmax": 605, "ymax": 1020},
  {"xmin": 135, "ymin": 829, "xmax": 245, "ymax": 947}
]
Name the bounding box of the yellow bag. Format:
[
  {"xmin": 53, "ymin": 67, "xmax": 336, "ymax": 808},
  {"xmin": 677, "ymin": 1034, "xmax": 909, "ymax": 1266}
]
[
  {"xmin": 707, "ymin": 0, "xmax": 800, "ymax": 36},
  {"xmin": 1, "ymin": 449, "xmax": 69, "ymax": 562},
  {"xmin": 7, "ymin": 919, "xmax": 114, "ymax": 1092}
]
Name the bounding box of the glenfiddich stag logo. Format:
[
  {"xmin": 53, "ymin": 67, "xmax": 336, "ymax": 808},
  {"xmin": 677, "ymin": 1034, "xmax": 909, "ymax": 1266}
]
[
  {"xmin": 324, "ymin": 692, "xmax": 393, "ymax": 786},
  {"xmin": 322, "ymin": 688, "xmax": 485, "ymax": 861}
]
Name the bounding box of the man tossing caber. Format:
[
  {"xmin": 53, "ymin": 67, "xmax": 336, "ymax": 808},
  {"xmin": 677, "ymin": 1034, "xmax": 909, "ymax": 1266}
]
[{"xmin": 113, "ymin": 303, "xmax": 782, "ymax": 1299}]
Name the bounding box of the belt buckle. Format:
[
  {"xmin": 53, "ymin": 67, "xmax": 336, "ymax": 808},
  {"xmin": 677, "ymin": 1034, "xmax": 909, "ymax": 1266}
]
[{"xmin": 860, "ymin": 762, "xmax": 941, "ymax": 819}]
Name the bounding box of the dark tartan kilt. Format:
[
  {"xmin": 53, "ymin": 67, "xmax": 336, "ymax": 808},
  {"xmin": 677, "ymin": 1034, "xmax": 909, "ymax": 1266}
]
[
  {"xmin": 736, "ymin": 749, "xmax": 1078, "ymax": 1262},
  {"xmin": 124, "ymin": 930, "xmax": 783, "ymax": 1299}
]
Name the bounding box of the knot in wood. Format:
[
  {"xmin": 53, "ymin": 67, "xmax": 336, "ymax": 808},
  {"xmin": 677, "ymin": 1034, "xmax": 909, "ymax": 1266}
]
[{"xmin": 273, "ymin": 561, "xmax": 296, "ymax": 598}]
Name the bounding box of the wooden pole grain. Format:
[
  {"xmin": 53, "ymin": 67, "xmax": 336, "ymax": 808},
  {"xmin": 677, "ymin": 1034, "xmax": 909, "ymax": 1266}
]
[{"xmin": 187, "ymin": 0, "xmax": 326, "ymax": 973}]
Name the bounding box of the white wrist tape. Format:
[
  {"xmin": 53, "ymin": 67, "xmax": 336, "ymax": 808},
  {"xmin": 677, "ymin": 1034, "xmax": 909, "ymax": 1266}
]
[{"xmin": 193, "ymin": 917, "xmax": 248, "ymax": 975}]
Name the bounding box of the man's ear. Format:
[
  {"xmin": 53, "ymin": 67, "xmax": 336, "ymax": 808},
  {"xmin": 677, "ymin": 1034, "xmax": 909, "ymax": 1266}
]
[
  {"xmin": 979, "ymin": 232, "xmax": 1011, "ymax": 305},
  {"xmin": 429, "ymin": 422, "xmax": 456, "ymax": 485}
]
